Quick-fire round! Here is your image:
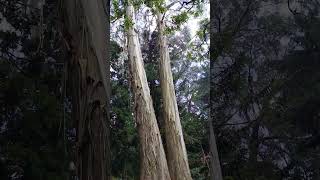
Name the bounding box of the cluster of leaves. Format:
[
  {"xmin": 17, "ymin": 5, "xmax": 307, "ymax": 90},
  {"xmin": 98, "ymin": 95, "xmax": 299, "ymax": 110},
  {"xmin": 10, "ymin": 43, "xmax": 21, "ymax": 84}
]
[
  {"xmin": 110, "ymin": 40, "xmax": 139, "ymax": 178},
  {"xmin": 0, "ymin": 61, "xmax": 71, "ymax": 180},
  {"xmin": 0, "ymin": 0, "xmax": 73, "ymax": 179}
]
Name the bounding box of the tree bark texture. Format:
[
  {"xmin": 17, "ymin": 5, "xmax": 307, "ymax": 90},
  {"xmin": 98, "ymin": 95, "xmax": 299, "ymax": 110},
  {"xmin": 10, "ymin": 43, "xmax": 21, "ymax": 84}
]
[
  {"xmin": 157, "ymin": 12, "xmax": 193, "ymax": 180},
  {"xmin": 125, "ymin": 5, "xmax": 171, "ymax": 180},
  {"xmin": 61, "ymin": 0, "xmax": 111, "ymax": 179}
]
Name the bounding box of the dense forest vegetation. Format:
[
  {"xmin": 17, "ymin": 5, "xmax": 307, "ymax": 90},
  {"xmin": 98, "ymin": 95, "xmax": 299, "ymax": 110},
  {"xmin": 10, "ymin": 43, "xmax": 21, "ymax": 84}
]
[{"xmin": 0, "ymin": 0, "xmax": 319, "ymax": 180}]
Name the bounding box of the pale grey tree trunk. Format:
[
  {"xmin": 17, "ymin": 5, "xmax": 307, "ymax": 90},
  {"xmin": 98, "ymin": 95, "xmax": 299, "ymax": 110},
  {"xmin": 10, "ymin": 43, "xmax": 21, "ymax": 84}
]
[
  {"xmin": 125, "ymin": 4, "xmax": 171, "ymax": 180},
  {"xmin": 208, "ymin": 119, "xmax": 223, "ymax": 180},
  {"xmin": 61, "ymin": 0, "xmax": 111, "ymax": 179},
  {"xmin": 157, "ymin": 12, "xmax": 193, "ymax": 180}
]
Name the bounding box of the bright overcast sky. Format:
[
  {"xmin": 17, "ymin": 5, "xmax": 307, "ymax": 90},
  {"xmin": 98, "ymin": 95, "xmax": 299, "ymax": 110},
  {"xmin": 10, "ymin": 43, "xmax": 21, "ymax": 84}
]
[{"xmin": 186, "ymin": 4, "xmax": 209, "ymax": 37}]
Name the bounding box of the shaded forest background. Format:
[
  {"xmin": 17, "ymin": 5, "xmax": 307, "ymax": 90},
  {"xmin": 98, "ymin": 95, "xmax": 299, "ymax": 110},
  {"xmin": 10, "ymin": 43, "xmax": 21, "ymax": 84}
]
[{"xmin": 0, "ymin": 0, "xmax": 319, "ymax": 179}]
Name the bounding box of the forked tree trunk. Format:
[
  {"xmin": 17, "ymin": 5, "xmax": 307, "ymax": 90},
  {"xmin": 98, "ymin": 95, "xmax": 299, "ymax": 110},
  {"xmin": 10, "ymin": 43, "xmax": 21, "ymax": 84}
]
[
  {"xmin": 61, "ymin": 0, "xmax": 111, "ymax": 179},
  {"xmin": 157, "ymin": 12, "xmax": 193, "ymax": 180},
  {"xmin": 125, "ymin": 4, "xmax": 171, "ymax": 180}
]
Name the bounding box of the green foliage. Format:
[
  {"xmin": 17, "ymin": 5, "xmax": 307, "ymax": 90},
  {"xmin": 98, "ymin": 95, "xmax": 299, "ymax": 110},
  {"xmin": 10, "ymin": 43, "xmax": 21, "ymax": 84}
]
[
  {"xmin": 124, "ymin": 16, "xmax": 134, "ymax": 31},
  {"xmin": 110, "ymin": 41, "xmax": 139, "ymax": 178},
  {"xmin": 0, "ymin": 61, "xmax": 71, "ymax": 179},
  {"xmin": 172, "ymin": 12, "xmax": 189, "ymax": 27},
  {"xmin": 196, "ymin": 18, "xmax": 209, "ymax": 41},
  {"xmin": 131, "ymin": 0, "xmax": 145, "ymax": 9},
  {"xmin": 182, "ymin": 112, "xmax": 208, "ymax": 179},
  {"xmin": 0, "ymin": 1, "xmax": 72, "ymax": 179},
  {"xmin": 111, "ymin": 0, "xmax": 124, "ymax": 20},
  {"xmin": 145, "ymin": 0, "xmax": 166, "ymax": 13},
  {"xmin": 164, "ymin": 26, "xmax": 175, "ymax": 35}
]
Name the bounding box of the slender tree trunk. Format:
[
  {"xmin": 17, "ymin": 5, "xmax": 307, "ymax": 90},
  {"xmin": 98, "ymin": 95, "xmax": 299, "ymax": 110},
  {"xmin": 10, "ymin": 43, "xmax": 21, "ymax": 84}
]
[
  {"xmin": 208, "ymin": 119, "xmax": 223, "ymax": 180},
  {"xmin": 61, "ymin": 0, "xmax": 111, "ymax": 179},
  {"xmin": 125, "ymin": 4, "xmax": 171, "ymax": 180},
  {"xmin": 157, "ymin": 12, "xmax": 193, "ymax": 180},
  {"xmin": 209, "ymin": 1, "xmax": 223, "ymax": 179}
]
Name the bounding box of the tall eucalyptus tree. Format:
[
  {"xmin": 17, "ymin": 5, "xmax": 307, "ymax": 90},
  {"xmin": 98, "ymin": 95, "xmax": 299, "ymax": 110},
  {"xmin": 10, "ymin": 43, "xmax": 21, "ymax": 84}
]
[
  {"xmin": 125, "ymin": 2, "xmax": 171, "ymax": 180},
  {"xmin": 60, "ymin": 0, "xmax": 111, "ymax": 179},
  {"xmin": 156, "ymin": 2, "xmax": 192, "ymax": 179}
]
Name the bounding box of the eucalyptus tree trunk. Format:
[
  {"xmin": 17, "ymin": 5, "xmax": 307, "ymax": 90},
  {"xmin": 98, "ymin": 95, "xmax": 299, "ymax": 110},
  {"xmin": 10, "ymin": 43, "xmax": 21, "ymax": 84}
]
[
  {"xmin": 208, "ymin": 119, "xmax": 223, "ymax": 180},
  {"xmin": 61, "ymin": 0, "xmax": 111, "ymax": 179},
  {"xmin": 157, "ymin": 12, "xmax": 192, "ymax": 180},
  {"xmin": 125, "ymin": 4, "xmax": 171, "ymax": 180},
  {"xmin": 209, "ymin": 1, "xmax": 223, "ymax": 179}
]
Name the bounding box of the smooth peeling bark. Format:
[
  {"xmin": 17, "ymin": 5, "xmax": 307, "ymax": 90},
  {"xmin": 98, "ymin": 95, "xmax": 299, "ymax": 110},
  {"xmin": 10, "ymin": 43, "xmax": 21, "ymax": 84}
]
[
  {"xmin": 61, "ymin": 0, "xmax": 111, "ymax": 179},
  {"xmin": 157, "ymin": 12, "xmax": 193, "ymax": 180},
  {"xmin": 125, "ymin": 5, "xmax": 171, "ymax": 180}
]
